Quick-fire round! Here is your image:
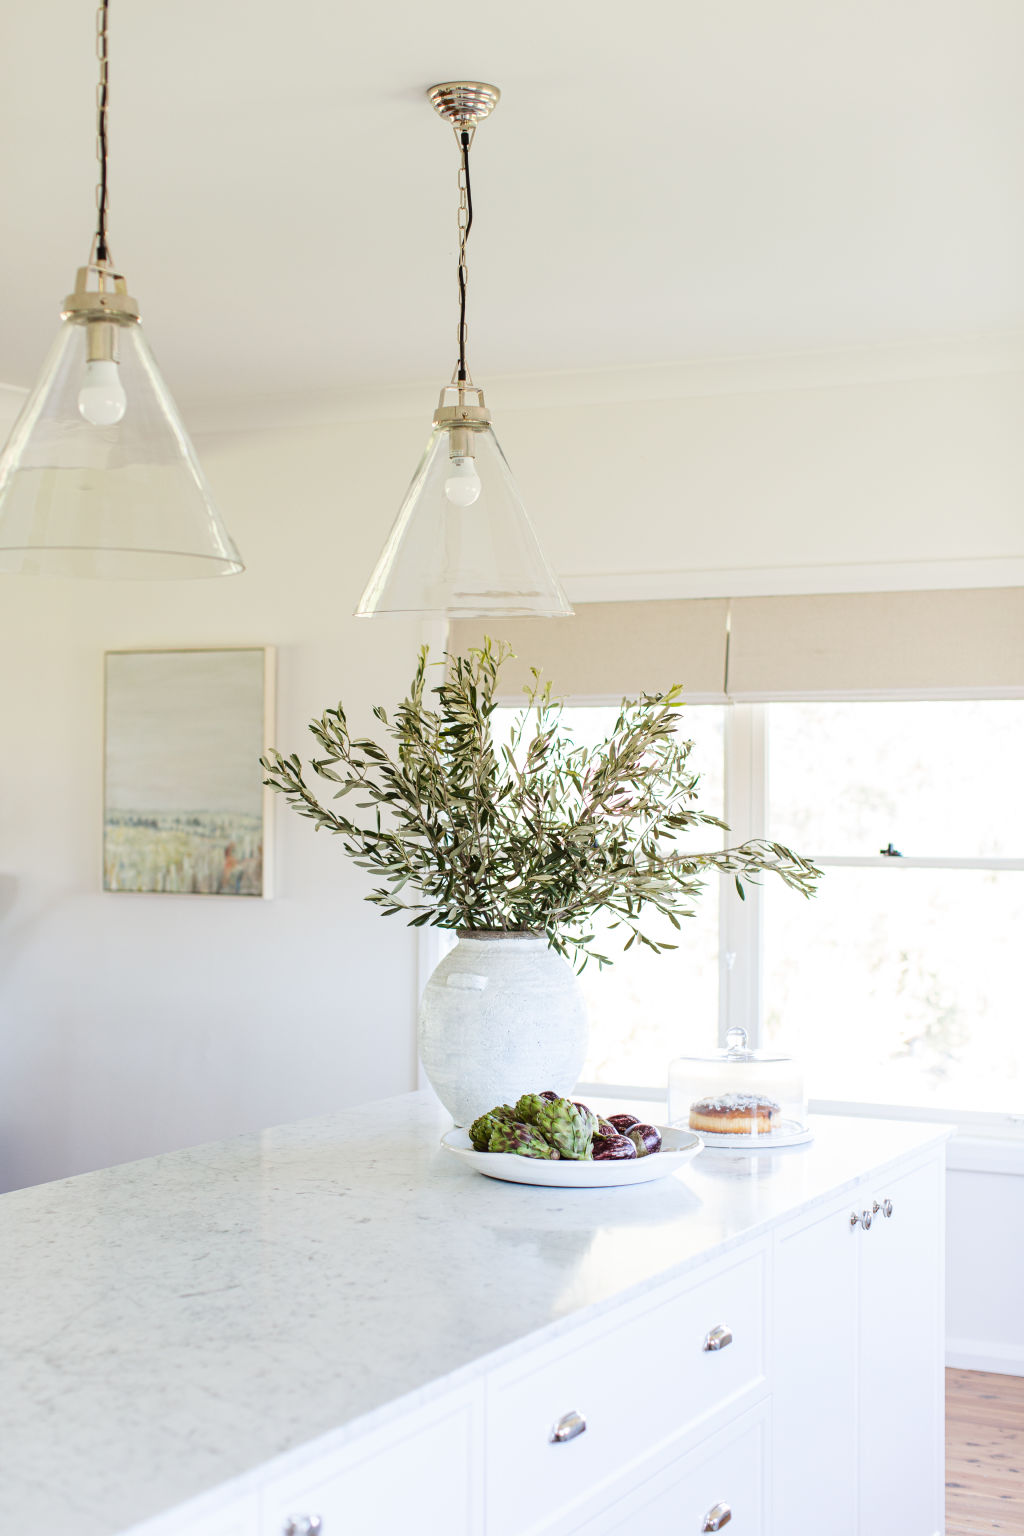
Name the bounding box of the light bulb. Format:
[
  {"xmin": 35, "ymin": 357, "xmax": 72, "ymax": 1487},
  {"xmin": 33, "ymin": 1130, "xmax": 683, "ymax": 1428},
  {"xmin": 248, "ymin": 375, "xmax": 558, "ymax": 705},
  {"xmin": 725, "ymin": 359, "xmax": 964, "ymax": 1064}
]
[
  {"xmin": 444, "ymin": 454, "xmax": 482, "ymax": 507},
  {"xmin": 78, "ymin": 359, "xmax": 127, "ymax": 426}
]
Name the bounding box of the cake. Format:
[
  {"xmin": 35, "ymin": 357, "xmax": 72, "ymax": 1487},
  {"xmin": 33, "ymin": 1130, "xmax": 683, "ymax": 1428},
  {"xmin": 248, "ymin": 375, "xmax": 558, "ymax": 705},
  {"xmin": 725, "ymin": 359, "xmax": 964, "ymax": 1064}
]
[{"xmin": 688, "ymin": 1093, "xmax": 780, "ymax": 1135}]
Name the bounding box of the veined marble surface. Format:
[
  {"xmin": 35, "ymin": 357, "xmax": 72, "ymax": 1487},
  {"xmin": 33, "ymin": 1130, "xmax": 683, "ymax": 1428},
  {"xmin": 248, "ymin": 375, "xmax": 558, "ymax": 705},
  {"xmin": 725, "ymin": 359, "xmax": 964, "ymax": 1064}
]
[{"xmin": 0, "ymin": 1091, "xmax": 948, "ymax": 1536}]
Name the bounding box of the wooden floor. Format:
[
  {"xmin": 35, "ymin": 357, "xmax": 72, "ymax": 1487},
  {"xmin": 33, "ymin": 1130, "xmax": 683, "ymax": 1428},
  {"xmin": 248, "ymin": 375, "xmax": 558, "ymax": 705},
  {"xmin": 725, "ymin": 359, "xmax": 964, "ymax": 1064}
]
[{"xmin": 947, "ymin": 1368, "xmax": 1024, "ymax": 1534}]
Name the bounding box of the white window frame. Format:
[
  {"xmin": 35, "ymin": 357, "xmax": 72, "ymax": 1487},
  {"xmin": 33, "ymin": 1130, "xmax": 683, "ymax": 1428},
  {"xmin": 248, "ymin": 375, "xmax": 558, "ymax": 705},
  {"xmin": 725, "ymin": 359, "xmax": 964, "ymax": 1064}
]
[{"xmin": 719, "ymin": 703, "xmax": 767, "ymax": 1049}]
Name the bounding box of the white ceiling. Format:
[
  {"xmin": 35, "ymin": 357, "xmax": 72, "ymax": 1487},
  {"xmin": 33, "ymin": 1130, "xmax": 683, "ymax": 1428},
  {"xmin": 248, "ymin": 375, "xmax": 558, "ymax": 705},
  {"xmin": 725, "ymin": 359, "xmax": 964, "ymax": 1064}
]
[{"xmin": 0, "ymin": 0, "xmax": 1021, "ymax": 413}]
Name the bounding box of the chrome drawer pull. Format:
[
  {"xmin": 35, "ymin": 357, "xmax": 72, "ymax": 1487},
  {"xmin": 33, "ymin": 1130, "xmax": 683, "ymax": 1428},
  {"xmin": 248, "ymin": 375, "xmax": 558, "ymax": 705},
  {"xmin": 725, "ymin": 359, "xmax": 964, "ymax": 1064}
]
[
  {"xmin": 284, "ymin": 1519, "xmax": 322, "ymax": 1536},
  {"xmin": 703, "ymin": 1323, "xmax": 733, "ymax": 1352},
  {"xmin": 849, "ymin": 1209, "xmax": 872, "ymax": 1230},
  {"xmin": 702, "ymin": 1502, "xmax": 732, "ymax": 1531},
  {"xmin": 549, "ymin": 1409, "xmax": 587, "ymax": 1444},
  {"xmin": 871, "ymin": 1199, "xmax": 895, "ymax": 1219}
]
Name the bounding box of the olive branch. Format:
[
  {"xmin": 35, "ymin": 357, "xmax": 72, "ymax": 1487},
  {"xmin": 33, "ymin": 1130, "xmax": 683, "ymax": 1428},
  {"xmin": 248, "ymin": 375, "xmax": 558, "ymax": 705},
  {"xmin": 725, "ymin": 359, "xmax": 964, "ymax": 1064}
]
[{"xmin": 261, "ymin": 640, "xmax": 820, "ymax": 968}]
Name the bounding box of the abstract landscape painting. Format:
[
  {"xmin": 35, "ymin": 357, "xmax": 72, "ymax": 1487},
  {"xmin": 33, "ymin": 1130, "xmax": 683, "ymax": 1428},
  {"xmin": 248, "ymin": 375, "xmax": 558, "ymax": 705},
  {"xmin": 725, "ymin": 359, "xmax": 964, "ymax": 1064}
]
[{"xmin": 104, "ymin": 649, "xmax": 272, "ymax": 897}]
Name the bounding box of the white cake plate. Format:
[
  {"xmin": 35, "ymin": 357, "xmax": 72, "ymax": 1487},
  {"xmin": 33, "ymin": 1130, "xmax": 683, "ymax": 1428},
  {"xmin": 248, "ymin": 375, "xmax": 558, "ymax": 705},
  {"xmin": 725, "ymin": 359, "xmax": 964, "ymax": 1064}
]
[{"xmin": 692, "ymin": 1118, "xmax": 814, "ymax": 1151}]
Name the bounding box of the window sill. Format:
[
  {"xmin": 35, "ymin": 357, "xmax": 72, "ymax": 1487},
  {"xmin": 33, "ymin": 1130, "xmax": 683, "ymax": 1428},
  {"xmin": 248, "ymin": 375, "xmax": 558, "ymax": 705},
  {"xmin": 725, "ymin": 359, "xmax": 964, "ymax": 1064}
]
[
  {"xmin": 944, "ymin": 1137, "xmax": 1024, "ymax": 1176},
  {"xmin": 809, "ymin": 1097, "xmax": 1024, "ymax": 1133},
  {"xmin": 809, "ymin": 1099, "xmax": 1024, "ymax": 1174}
]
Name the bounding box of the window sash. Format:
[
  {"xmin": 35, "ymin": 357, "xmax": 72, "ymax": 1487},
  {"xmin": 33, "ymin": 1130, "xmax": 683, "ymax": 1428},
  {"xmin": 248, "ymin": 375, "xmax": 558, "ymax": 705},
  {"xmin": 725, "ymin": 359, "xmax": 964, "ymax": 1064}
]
[{"xmin": 744, "ymin": 698, "xmax": 1023, "ymax": 1128}]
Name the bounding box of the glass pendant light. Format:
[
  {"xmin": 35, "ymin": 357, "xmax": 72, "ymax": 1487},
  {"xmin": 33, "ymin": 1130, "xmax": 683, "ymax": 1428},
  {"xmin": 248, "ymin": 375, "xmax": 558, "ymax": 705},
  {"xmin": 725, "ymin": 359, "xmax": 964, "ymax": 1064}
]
[
  {"xmin": 357, "ymin": 82, "xmax": 570, "ymax": 619},
  {"xmin": 0, "ymin": 2, "xmax": 243, "ymax": 578}
]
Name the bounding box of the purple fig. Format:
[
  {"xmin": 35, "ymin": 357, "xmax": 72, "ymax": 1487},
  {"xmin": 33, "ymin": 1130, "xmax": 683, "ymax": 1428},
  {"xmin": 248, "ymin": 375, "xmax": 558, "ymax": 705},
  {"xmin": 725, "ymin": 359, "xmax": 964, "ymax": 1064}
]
[
  {"xmin": 606, "ymin": 1113, "xmax": 641, "ymax": 1135},
  {"xmin": 592, "ymin": 1133, "xmax": 638, "ymax": 1161},
  {"xmin": 597, "ymin": 1118, "xmax": 619, "ymax": 1138},
  {"xmin": 539, "ymin": 1091, "xmax": 560, "ymax": 1102},
  {"xmin": 628, "ymin": 1123, "xmax": 662, "ymax": 1157}
]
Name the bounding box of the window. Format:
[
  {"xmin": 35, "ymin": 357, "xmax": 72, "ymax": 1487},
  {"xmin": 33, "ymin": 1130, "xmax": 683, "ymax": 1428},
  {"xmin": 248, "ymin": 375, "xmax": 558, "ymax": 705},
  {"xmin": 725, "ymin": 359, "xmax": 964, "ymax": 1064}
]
[
  {"xmin": 764, "ymin": 700, "xmax": 1024, "ymax": 1119},
  {"xmin": 489, "ymin": 696, "xmax": 1024, "ymax": 1127}
]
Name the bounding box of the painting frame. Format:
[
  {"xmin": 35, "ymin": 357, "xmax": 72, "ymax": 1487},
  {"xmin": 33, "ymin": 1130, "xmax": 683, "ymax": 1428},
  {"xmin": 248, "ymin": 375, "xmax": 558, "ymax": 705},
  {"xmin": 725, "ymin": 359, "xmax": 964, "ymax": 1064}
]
[{"xmin": 102, "ymin": 646, "xmax": 276, "ymax": 899}]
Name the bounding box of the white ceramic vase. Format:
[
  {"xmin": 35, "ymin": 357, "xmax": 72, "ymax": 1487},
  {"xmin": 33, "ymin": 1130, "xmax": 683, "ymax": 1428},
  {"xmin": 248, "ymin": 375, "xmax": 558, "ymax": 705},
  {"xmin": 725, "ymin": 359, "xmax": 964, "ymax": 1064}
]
[{"xmin": 419, "ymin": 932, "xmax": 589, "ymax": 1126}]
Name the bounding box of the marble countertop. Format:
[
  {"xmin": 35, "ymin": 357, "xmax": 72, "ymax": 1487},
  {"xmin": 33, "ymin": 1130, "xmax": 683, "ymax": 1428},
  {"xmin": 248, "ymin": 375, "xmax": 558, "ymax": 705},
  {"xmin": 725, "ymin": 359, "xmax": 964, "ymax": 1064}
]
[{"xmin": 0, "ymin": 1091, "xmax": 949, "ymax": 1536}]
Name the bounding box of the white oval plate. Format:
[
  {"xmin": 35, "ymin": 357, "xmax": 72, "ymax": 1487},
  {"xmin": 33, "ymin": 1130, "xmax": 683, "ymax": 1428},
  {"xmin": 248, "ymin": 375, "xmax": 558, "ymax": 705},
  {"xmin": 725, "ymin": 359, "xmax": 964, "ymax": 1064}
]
[{"xmin": 441, "ymin": 1123, "xmax": 703, "ymax": 1188}]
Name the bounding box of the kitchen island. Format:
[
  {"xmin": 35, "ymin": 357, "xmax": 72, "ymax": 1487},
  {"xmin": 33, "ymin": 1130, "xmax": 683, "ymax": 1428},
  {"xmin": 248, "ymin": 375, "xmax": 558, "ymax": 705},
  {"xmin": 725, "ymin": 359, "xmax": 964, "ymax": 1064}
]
[{"xmin": 0, "ymin": 1092, "xmax": 949, "ymax": 1536}]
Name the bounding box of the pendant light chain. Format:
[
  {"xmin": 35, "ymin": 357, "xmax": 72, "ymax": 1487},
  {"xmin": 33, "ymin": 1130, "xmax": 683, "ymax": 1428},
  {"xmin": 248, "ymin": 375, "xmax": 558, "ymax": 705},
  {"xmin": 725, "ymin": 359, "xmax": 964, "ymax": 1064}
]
[
  {"xmin": 353, "ymin": 81, "xmax": 572, "ymax": 618},
  {"xmin": 0, "ymin": 0, "xmax": 246, "ymax": 580},
  {"xmin": 455, "ymin": 127, "xmax": 475, "ymax": 383},
  {"xmin": 92, "ymin": 0, "xmax": 112, "ymax": 267}
]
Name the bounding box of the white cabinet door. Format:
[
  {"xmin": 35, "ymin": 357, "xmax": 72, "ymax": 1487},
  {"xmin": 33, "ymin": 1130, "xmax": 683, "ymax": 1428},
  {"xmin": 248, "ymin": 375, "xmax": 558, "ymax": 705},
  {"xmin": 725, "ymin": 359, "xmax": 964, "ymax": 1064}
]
[
  {"xmin": 773, "ymin": 1191, "xmax": 860, "ymax": 1536},
  {"xmin": 572, "ymin": 1402, "xmax": 768, "ymax": 1536},
  {"xmin": 859, "ymin": 1155, "xmax": 944, "ymax": 1536},
  {"xmin": 258, "ymin": 1386, "xmax": 482, "ymax": 1536}
]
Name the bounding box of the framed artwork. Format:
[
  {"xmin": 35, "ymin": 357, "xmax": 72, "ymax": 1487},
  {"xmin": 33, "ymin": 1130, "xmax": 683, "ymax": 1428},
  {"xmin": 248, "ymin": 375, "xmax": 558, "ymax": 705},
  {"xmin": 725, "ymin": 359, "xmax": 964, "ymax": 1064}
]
[{"xmin": 103, "ymin": 647, "xmax": 275, "ymax": 897}]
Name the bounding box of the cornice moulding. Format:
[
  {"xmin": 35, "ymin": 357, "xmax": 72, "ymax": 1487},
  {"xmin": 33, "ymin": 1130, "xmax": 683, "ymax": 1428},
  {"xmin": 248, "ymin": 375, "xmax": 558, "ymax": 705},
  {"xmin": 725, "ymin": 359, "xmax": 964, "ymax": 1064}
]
[
  {"xmin": 1, "ymin": 332, "xmax": 1022, "ymax": 442},
  {"xmin": 181, "ymin": 331, "xmax": 1024, "ymax": 440}
]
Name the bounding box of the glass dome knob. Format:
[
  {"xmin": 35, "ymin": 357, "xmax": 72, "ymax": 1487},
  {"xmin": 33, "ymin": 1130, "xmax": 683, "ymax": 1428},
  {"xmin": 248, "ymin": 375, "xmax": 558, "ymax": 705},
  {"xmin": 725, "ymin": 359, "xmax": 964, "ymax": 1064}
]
[{"xmin": 726, "ymin": 1026, "xmax": 750, "ymax": 1057}]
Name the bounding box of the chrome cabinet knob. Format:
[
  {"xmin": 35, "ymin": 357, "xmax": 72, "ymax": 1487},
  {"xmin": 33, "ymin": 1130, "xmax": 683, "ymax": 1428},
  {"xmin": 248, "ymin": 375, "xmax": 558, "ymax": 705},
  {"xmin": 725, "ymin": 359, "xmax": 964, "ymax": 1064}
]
[
  {"xmin": 549, "ymin": 1409, "xmax": 587, "ymax": 1444},
  {"xmin": 284, "ymin": 1519, "xmax": 322, "ymax": 1536},
  {"xmin": 850, "ymin": 1209, "xmax": 872, "ymax": 1230},
  {"xmin": 702, "ymin": 1503, "xmax": 732, "ymax": 1531},
  {"xmin": 703, "ymin": 1323, "xmax": 733, "ymax": 1352},
  {"xmin": 871, "ymin": 1198, "xmax": 894, "ymax": 1219}
]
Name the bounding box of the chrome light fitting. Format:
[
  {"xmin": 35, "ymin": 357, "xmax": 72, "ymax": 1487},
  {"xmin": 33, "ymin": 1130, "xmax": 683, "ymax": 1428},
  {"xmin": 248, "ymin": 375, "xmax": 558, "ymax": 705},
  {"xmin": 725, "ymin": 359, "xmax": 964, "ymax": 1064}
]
[
  {"xmin": 0, "ymin": 1, "xmax": 243, "ymax": 578},
  {"xmin": 356, "ymin": 82, "xmax": 571, "ymax": 619}
]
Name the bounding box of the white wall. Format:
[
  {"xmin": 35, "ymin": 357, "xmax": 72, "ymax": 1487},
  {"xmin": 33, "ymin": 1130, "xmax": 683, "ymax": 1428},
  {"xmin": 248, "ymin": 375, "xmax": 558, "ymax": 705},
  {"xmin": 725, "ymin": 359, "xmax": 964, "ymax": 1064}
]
[
  {"xmin": 946, "ymin": 1142, "xmax": 1024, "ymax": 1376},
  {"xmin": 196, "ymin": 340, "xmax": 1024, "ymax": 601},
  {"xmin": 492, "ymin": 356, "xmax": 1024, "ymax": 601},
  {"xmin": 1, "ymin": 347, "xmax": 1022, "ymax": 1194},
  {"xmin": 0, "ymin": 411, "xmax": 430, "ymax": 1193}
]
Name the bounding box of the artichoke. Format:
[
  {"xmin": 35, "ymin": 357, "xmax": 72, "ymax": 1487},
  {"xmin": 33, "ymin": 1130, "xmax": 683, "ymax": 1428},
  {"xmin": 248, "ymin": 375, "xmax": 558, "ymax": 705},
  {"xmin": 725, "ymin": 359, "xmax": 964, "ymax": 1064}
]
[
  {"xmin": 535, "ymin": 1096, "xmax": 599, "ymax": 1160},
  {"xmin": 468, "ymin": 1104, "xmax": 517, "ymax": 1150},
  {"xmin": 488, "ymin": 1120, "xmax": 561, "ymax": 1159},
  {"xmin": 513, "ymin": 1092, "xmax": 549, "ymax": 1126}
]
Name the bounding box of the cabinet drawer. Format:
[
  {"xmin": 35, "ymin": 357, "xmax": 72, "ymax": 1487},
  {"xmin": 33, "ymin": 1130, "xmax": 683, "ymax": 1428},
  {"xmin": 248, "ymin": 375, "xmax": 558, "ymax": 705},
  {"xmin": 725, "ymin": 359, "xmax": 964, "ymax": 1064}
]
[
  {"xmin": 575, "ymin": 1401, "xmax": 769, "ymax": 1536},
  {"xmin": 258, "ymin": 1387, "xmax": 481, "ymax": 1536},
  {"xmin": 486, "ymin": 1249, "xmax": 767, "ymax": 1536}
]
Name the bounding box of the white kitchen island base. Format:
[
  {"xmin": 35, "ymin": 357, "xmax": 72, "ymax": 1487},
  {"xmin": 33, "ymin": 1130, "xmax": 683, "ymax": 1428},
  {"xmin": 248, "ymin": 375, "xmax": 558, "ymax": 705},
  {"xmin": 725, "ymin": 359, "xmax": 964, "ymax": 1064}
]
[{"xmin": 0, "ymin": 1094, "xmax": 949, "ymax": 1536}]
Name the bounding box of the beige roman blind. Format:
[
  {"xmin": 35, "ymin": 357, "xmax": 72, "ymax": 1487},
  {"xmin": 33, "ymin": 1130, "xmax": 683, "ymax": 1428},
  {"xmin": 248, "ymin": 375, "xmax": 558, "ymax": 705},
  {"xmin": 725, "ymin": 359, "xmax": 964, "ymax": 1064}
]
[
  {"xmin": 451, "ymin": 587, "xmax": 1024, "ymax": 701},
  {"xmin": 449, "ymin": 598, "xmax": 730, "ymax": 701},
  {"xmin": 727, "ymin": 588, "xmax": 1024, "ymax": 697}
]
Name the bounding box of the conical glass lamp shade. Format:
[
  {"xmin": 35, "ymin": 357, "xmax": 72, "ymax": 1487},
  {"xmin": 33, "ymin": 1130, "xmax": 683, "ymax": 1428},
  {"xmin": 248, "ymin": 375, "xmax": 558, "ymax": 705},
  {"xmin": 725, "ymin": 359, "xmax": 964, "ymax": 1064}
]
[
  {"xmin": 0, "ymin": 314, "xmax": 243, "ymax": 577},
  {"xmin": 357, "ymin": 417, "xmax": 571, "ymax": 618}
]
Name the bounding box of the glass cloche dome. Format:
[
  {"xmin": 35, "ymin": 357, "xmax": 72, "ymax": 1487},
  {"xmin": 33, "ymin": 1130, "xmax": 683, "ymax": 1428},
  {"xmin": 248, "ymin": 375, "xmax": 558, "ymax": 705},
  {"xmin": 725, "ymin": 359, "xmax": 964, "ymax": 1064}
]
[{"xmin": 668, "ymin": 1026, "xmax": 811, "ymax": 1148}]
